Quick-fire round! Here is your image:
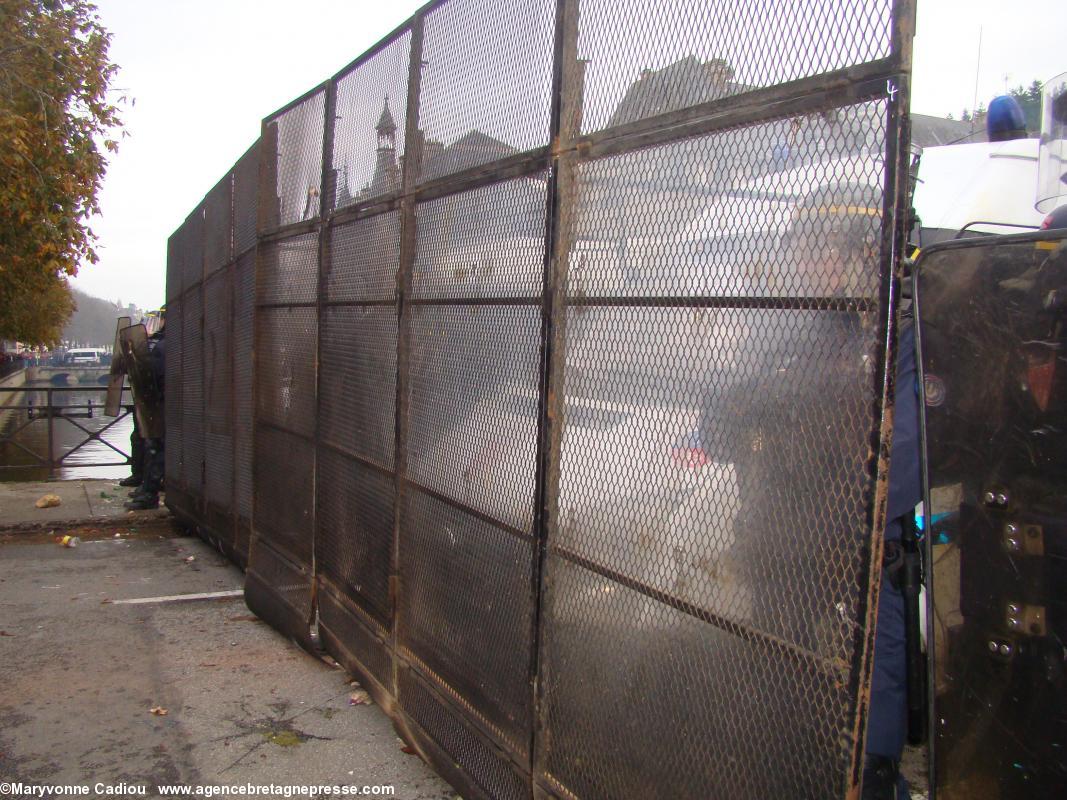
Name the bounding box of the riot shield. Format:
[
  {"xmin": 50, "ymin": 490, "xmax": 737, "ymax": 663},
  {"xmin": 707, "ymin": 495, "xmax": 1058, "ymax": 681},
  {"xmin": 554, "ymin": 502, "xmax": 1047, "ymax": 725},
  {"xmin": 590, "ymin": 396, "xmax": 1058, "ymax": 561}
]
[
  {"xmin": 915, "ymin": 233, "xmax": 1067, "ymax": 798},
  {"xmin": 105, "ymin": 316, "xmax": 132, "ymax": 416},
  {"xmin": 119, "ymin": 323, "xmax": 165, "ymax": 438}
]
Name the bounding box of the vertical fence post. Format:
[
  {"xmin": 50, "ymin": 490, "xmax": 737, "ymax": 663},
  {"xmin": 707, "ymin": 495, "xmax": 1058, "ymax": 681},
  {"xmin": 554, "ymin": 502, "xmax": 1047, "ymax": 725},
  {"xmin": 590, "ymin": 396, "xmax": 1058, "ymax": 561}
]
[
  {"xmin": 250, "ymin": 121, "xmax": 279, "ymax": 560},
  {"xmin": 313, "ymin": 77, "xmax": 339, "ymax": 624},
  {"xmin": 46, "ymin": 387, "xmax": 55, "ymax": 472},
  {"xmin": 229, "ymin": 169, "xmax": 238, "ymax": 546},
  {"xmin": 391, "ymin": 11, "xmax": 426, "ymax": 695},
  {"xmin": 530, "ymin": 0, "xmax": 583, "ymax": 782}
]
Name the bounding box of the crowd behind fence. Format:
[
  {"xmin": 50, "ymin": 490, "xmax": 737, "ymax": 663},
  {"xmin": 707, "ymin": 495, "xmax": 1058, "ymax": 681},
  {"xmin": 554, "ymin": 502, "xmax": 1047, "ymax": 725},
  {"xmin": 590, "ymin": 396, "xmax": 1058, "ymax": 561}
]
[{"xmin": 165, "ymin": 1, "xmax": 914, "ymax": 798}]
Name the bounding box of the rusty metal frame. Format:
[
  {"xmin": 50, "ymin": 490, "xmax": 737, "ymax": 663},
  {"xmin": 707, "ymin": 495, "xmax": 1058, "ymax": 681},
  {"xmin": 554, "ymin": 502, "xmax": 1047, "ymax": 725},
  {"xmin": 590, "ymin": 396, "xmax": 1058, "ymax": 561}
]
[
  {"xmin": 392, "ymin": 3, "xmax": 425, "ymax": 707},
  {"xmin": 530, "ymin": 0, "xmax": 579, "ymax": 786}
]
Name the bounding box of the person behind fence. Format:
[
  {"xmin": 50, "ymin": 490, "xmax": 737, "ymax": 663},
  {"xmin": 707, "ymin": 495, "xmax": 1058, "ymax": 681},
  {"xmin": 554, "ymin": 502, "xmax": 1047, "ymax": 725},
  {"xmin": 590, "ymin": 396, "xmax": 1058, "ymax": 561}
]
[
  {"xmin": 125, "ymin": 308, "xmax": 165, "ymax": 510},
  {"xmin": 695, "ymin": 183, "xmax": 913, "ymax": 797},
  {"xmin": 116, "ymin": 325, "xmax": 144, "ymax": 489}
]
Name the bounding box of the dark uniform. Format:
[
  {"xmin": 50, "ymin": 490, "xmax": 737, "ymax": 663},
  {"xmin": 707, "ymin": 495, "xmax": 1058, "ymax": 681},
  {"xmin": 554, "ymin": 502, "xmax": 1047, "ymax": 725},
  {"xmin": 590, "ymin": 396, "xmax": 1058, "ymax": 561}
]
[
  {"xmin": 865, "ymin": 314, "xmax": 919, "ymax": 798},
  {"xmin": 126, "ymin": 325, "xmax": 165, "ymax": 509}
]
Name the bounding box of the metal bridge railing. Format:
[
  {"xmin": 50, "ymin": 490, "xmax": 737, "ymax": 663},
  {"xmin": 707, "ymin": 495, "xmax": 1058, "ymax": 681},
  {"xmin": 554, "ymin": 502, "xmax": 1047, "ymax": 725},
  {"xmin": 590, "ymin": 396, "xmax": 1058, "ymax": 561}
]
[{"xmin": 0, "ymin": 386, "xmax": 133, "ymax": 472}]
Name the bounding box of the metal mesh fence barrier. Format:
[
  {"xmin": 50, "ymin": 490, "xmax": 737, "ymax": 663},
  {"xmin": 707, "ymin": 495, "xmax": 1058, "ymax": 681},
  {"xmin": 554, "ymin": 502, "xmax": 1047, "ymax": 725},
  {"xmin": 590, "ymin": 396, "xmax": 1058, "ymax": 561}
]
[
  {"xmin": 164, "ymin": 144, "xmax": 257, "ymax": 565},
  {"xmin": 164, "ymin": 1, "xmax": 915, "ymax": 797}
]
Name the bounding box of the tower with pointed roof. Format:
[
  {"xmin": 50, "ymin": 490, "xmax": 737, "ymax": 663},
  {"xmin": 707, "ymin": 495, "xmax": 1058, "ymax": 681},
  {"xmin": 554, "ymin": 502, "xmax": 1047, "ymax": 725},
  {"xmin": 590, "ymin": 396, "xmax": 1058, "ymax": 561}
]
[{"xmin": 369, "ymin": 97, "xmax": 400, "ymax": 196}]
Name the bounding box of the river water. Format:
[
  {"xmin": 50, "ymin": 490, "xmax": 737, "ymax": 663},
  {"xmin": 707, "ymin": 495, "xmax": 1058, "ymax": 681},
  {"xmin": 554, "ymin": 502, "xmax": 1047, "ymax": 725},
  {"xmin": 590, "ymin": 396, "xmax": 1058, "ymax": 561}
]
[{"xmin": 0, "ymin": 381, "xmax": 135, "ymax": 482}]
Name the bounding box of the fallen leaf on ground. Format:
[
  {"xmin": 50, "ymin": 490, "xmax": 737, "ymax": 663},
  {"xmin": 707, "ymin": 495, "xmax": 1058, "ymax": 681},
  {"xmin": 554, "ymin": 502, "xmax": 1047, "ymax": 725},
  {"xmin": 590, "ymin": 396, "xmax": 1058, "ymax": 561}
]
[
  {"xmin": 227, "ymin": 615, "xmax": 260, "ymax": 623},
  {"xmin": 150, "ymin": 706, "xmax": 168, "ymax": 716},
  {"xmin": 400, "ymin": 744, "xmax": 417, "ymax": 755},
  {"xmin": 0, "ymin": 631, "xmax": 14, "ymax": 637},
  {"xmin": 348, "ymin": 690, "xmax": 372, "ymax": 706},
  {"xmin": 35, "ymin": 494, "xmax": 61, "ymax": 509}
]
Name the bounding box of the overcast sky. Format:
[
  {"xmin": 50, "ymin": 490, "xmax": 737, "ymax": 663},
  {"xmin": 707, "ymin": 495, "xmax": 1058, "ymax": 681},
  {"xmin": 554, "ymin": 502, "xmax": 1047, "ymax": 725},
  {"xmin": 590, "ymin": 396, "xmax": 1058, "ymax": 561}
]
[{"xmin": 72, "ymin": 0, "xmax": 1063, "ymax": 309}]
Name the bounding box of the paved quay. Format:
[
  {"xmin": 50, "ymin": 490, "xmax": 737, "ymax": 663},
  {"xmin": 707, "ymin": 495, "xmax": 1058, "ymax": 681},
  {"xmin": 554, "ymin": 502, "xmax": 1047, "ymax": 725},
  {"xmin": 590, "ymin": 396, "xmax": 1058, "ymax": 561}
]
[
  {"xmin": 0, "ymin": 494, "xmax": 453, "ymax": 799},
  {"xmin": 0, "ymin": 478, "xmax": 160, "ymax": 529}
]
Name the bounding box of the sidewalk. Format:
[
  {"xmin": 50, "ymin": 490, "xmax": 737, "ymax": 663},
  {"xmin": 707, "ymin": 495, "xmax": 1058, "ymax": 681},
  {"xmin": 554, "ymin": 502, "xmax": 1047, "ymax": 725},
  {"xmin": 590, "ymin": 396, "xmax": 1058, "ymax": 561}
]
[{"xmin": 0, "ymin": 478, "xmax": 165, "ymax": 529}]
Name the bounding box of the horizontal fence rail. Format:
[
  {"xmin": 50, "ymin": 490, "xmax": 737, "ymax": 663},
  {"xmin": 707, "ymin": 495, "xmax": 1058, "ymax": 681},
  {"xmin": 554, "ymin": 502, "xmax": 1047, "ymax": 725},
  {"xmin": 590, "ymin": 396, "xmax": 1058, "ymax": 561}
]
[{"xmin": 165, "ymin": 1, "xmax": 915, "ymax": 797}]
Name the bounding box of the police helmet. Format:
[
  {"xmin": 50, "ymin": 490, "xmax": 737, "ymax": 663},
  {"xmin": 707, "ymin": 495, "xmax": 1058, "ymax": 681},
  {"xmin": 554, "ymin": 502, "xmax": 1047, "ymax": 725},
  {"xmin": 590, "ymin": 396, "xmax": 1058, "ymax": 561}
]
[{"xmin": 787, "ymin": 182, "xmax": 882, "ymax": 296}]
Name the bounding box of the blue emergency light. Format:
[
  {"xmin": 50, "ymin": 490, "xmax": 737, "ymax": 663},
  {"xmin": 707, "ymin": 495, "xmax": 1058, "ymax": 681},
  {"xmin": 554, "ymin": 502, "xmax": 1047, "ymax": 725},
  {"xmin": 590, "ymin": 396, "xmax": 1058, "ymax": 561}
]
[{"xmin": 987, "ymin": 95, "xmax": 1028, "ymax": 142}]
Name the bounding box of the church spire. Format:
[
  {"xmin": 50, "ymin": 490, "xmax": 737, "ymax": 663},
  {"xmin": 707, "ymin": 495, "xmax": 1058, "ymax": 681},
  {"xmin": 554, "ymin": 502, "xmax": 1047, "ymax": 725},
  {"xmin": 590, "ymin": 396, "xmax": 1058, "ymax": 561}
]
[
  {"xmin": 376, "ymin": 96, "xmax": 397, "ymax": 149},
  {"xmin": 369, "ymin": 96, "xmax": 400, "ymax": 196}
]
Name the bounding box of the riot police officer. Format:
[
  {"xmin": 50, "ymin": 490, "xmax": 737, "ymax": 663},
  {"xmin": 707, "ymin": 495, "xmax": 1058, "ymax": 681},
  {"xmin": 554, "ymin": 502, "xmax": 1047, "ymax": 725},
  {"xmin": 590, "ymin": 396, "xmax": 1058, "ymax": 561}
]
[{"xmin": 125, "ymin": 309, "xmax": 166, "ymax": 510}]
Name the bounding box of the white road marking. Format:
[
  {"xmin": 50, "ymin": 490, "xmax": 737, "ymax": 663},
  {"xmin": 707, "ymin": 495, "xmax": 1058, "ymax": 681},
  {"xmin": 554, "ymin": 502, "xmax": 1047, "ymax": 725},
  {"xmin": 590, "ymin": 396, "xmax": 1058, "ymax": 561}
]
[{"xmin": 110, "ymin": 589, "xmax": 244, "ymax": 605}]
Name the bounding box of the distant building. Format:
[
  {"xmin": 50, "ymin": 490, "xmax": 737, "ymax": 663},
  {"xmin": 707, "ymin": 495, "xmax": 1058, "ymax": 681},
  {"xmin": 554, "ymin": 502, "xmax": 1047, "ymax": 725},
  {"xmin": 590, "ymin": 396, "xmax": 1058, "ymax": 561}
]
[
  {"xmin": 334, "ymin": 61, "xmax": 979, "ymax": 247},
  {"xmin": 608, "ymin": 55, "xmax": 736, "ymax": 127},
  {"xmin": 911, "ymin": 113, "xmax": 987, "ymax": 147}
]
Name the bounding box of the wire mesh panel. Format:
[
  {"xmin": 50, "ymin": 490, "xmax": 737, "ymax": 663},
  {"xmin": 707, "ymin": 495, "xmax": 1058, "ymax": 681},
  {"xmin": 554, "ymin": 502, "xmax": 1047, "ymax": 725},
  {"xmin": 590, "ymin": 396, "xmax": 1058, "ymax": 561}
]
[
  {"xmin": 233, "ymin": 251, "xmax": 255, "ymax": 527},
  {"xmin": 536, "ymin": 103, "xmax": 897, "ymax": 800},
  {"xmin": 166, "ymin": 229, "xmax": 183, "ymax": 302},
  {"xmin": 412, "ymin": 179, "xmax": 548, "ymax": 299},
  {"xmin": 180, "ymin": 287, "xmax": 204, "ymax": 498},
  {"xmin": 574, "ymin": 0, "xmax": 893, "ymax": 134},
  {"xmin": 164, "ymin": 298, "xmax": 183, "ymax": 488},
  {"xmin": 248, "ymin": 423, "xmax": 316, "ymax": 642},
  {"xmin": 258, "ymin": 234, "xmax": 319, "ymax": 306},
  {"xmin": 315, "ymin": 208, "xmax": 400, "ymax": 700},
  {"xmin": 182, "ymin": 206, "xmax": 205, "ymax": 292},
  {"xmin": 262, "ymin": 91, "xmax": 326, "ymax": 230},
  {"xmin": 332, "ymin": 32, "xmax": 412, "ymax": 209},
  {"xmin": 247, "ymin": 209, "xmax": 319, "ymax": 643},
  {"xmin": 233, "ymin": 141, "xmax": 260, "ymax": 257},
  {"xmin": 204, "ymin": 174, "xmax": 233, "ymax": 276},
  {"xmin": 203, "ymin": 269, "xmax": 233, "ymax": 515},
  {"xmin": 316, "ymin": 303, "xmax": 397, "ymax": 632},
  {"xmin": 416, "ymin": 0, "xmax": 555, "ymax": 182},
  {"xmin": 255, "ymin": 306, "xmax": 316, "ymax": 438},
  {"xmin": 326, "ymin": 213, "xmax": 401, "ymax": 302},
  {"xmin": 319, "ymin": 306, "xmax": 396, "ymax": 469},
  {"xmin": 397, "ymin": 174, "xmax": 550, "ymax": 787}
]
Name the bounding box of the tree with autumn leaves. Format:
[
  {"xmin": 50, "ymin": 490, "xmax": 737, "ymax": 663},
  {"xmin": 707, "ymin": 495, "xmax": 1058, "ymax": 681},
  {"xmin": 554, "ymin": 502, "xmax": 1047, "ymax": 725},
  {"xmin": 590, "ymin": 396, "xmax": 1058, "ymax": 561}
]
[{"xmin": 0, "ymin": 0, "xmax": 121, "ymax": 345}]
